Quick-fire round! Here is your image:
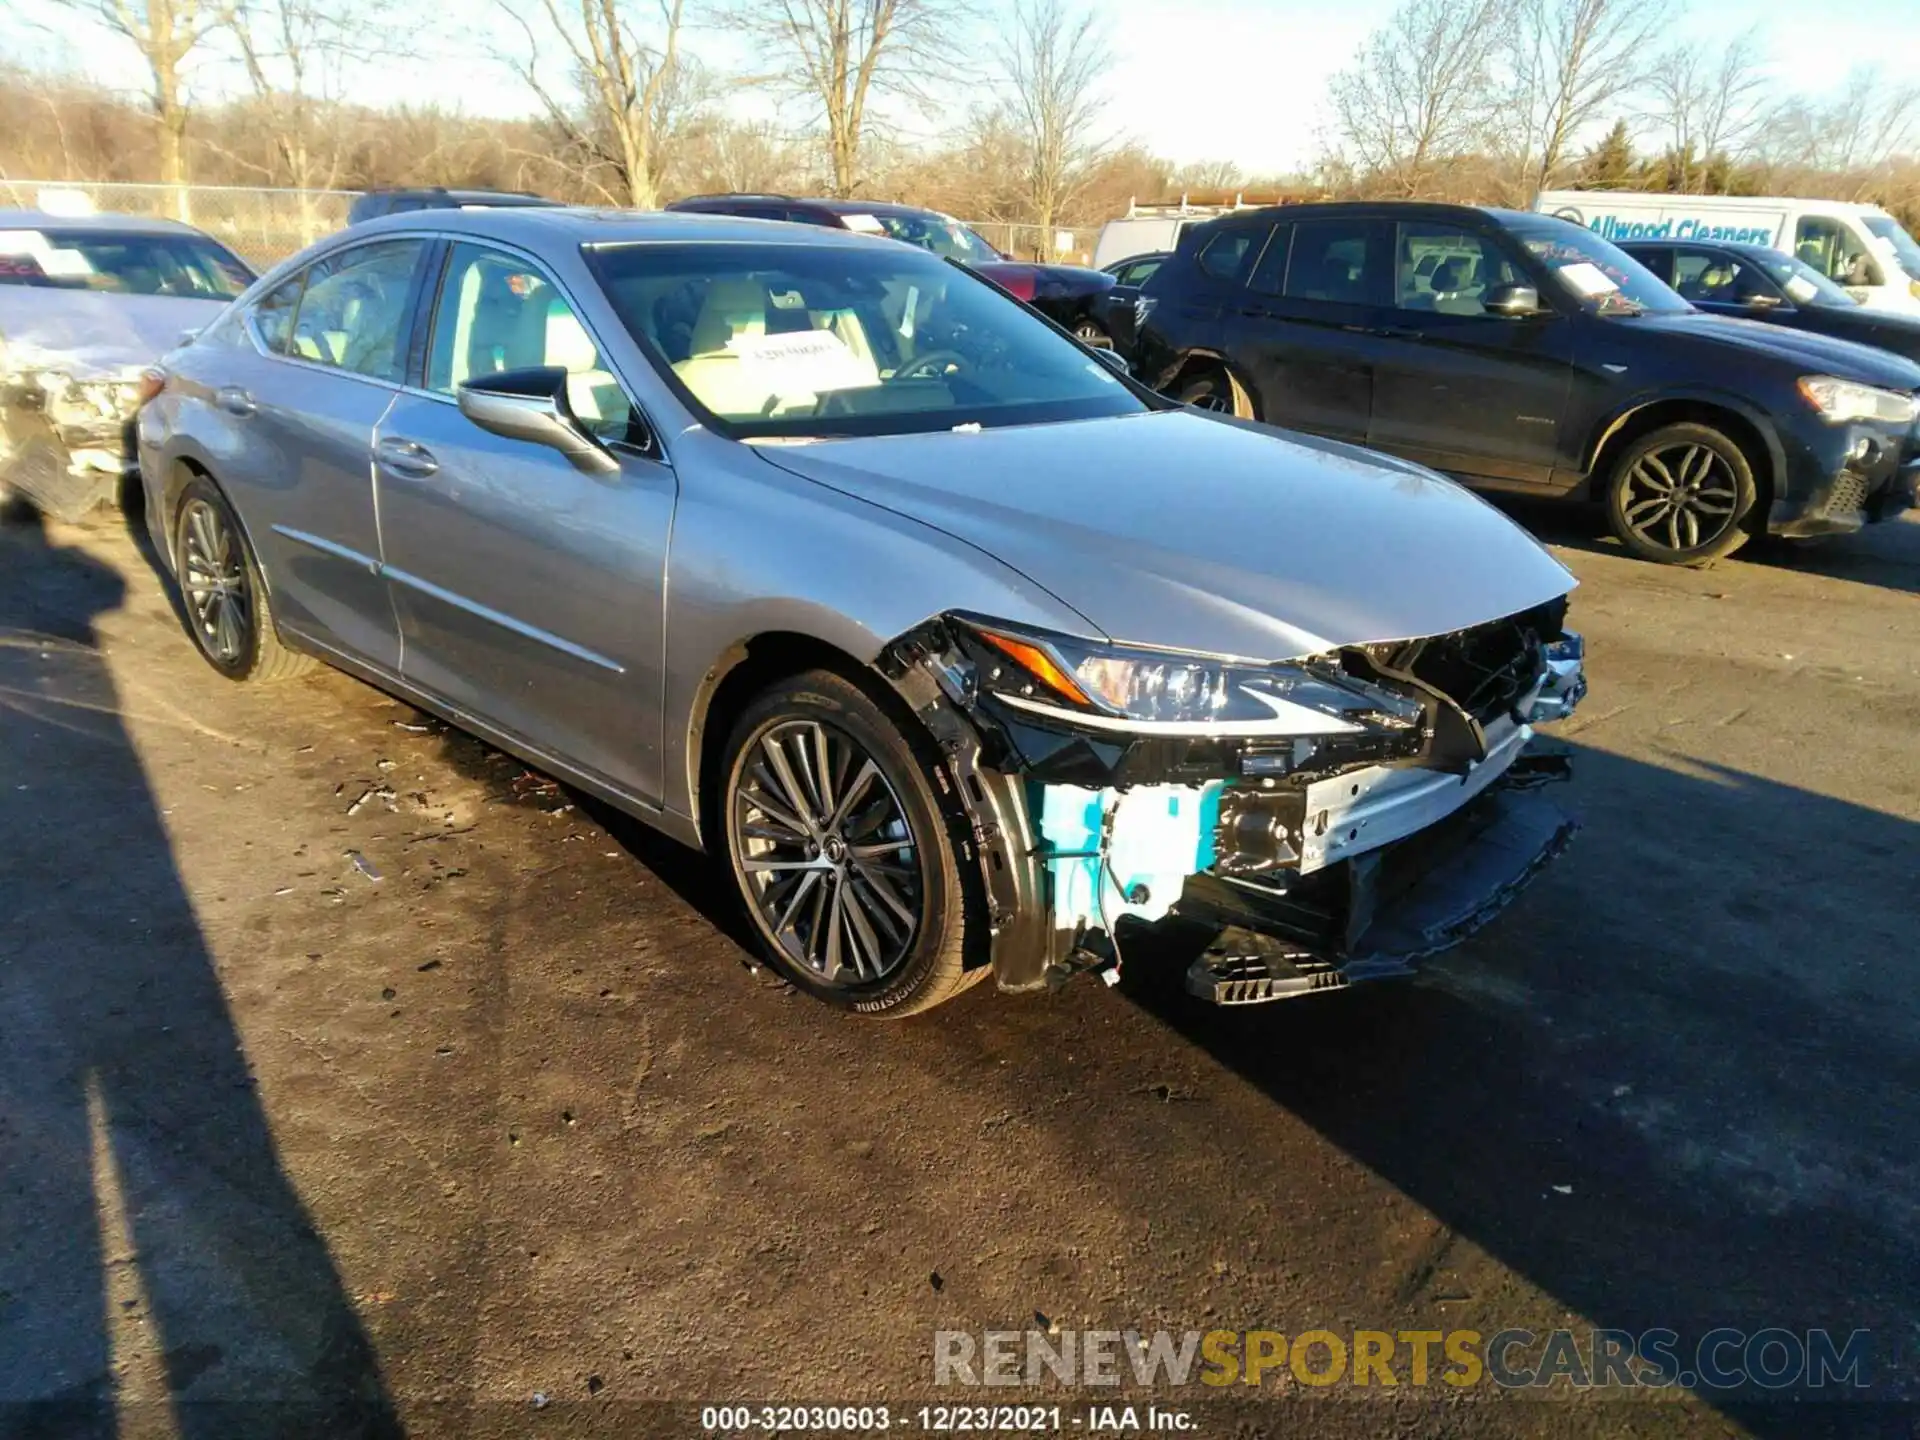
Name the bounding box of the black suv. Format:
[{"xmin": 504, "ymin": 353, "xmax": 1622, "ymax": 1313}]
[
  {"xmin": 1133, "ymin": 202, "xmax": 1920, "ymax": 563},
  {"xmin": 1619, "ymin": 237, "xmax": 1920, "ymax": 366},
  {"xmin": 347, "ymin": 188, "xmax": 562, "ymax": 225},
  {"xmin": 665, "ymin": 194, "xmax": 1118, "ymax": 343}
]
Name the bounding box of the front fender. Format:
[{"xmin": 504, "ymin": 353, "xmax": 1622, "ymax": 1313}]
[{"xmin": 1579, "ymin": 385, "xmax": 1787, "ymax": 489}]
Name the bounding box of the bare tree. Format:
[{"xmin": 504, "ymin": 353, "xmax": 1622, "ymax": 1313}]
[
  {"xmin": 47, "ymin": 0, "xmax": 225, "ymax": 205},
  {"xmin": 1759, "ymin": 66, "xmax": 1920, "ymax": 192},
  {"xmin": 223, "ymin": 0, "xmax": 374, "ymax": 239},
  {"xmin": 736, "ymin": 0, "xmax": 951, "ymax": 196},
  {"xmin": 995, "ymin": 0, "xmax": 1109, "ymax": 255},
  {"xmin": 1642, "ymin": 32, "xmax": 1770, "ymax": 191},
  {"xmin": 1507, "ymin": 0, "xmax": 1660, "ymax": 192},
  {"xmin": 1169, "ymin": 158, "xmax": 1243, "ymax": 194},
  {"xmin": 497, "ymin": 0, "xmax": 690, "ymax": 208},
  {"xmin": 1326, "ymin": 0, "xmax": 1504, "ymax": 197}
]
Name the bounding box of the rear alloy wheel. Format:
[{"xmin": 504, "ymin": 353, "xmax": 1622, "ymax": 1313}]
[
  {"xmin": 172, "ymin": 476, "xmax": 313, "ymax": 681},
  {"xmin": 1175, "ymin": 367, "xmax": 1252, "ymax": 418},
  {"xmin": 1605, "ymin": 422, "xmax": 1756, "ymax": 565},
  {"xmin": 720, "ymin": 669, "xmax": 981, "ymax": 1017},
  {"xmin": 1074, "ymin": 319, "xmax": 1111, "ymax": 347}
]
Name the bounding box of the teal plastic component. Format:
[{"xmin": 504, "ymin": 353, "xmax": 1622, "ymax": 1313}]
[{"xmin": 1037, "ymin": 781, "xmax": 1223, "ymax": 929}]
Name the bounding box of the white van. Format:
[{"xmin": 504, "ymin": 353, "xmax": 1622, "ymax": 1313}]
[
  {"xmin": 1535, "ymin": 190, "xmax": 1920, "ymax": 317},
  {"xmin": 1093, "ymin": 205, "xmax": 1236, "ymax": 270}
]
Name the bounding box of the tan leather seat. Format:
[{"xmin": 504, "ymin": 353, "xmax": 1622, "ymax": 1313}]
[
  {"xmin": 544, "ymin": 304, "xmax": 625, "ymax": 427},
  {"xmin": 673, "ymin": 279, "xmax": 775, "ymax": 416}
]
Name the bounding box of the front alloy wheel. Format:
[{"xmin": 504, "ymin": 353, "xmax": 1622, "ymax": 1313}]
[
  {"xmin": 734, "ymin": 718, "xmax": 922, "ymax": 986},
  {"xmin": 719, "ymin": 669, "xmax": 982, "ymax": 1016},
  {"xmin": 1605, "ymin": 422, "xmax": 1756, "ymax": 565}
]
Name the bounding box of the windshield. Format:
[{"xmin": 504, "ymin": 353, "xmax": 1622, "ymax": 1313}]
[
  {"xmin": 1740, "ymin": 248, "xmax": 1858, "ymax": 308},
  {"xmin": 841, "ymin": 211, "xmax": 1000, "ymax": 264},
  {"xmin": 586, "ymin": 242, "xmax": 1146, "ymax": 440},
  {"xmin": 0, "ymin": 228, "xmax": 253, "ymax": 298},
  {"xmin": 1862, "ymin": 215, "xmax": 1920, "ymax": 278},
  {"xmin": 1504, "ymin": 216, "xmax": 1690, "ymax": 315}
]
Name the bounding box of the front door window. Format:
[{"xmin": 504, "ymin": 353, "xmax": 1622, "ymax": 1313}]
[{"xmin": 426, "ymin": 242, "xmax": 636, "ymax": 445}]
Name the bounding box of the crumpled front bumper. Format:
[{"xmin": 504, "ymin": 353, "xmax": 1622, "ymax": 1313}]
[
  {"xmin": 886, "ymin": 622, "xmax": 1588, "ymax": 1003},
  {"xmin": 0, "ymin": 374, "xmax": 141, "ymax": 522}
]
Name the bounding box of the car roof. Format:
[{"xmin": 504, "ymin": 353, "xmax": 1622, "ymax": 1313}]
[
  {"xmin": 341, "ymin": 205, "xmax": 909, "ymax": 251},
  {"xmin": 672, "ymin": 193, "xmax": 959, "ymax": 221},
  {"xmin": 0, "ymin": 208, "xmax": 213, "ymax": 237},
  {"xmin": 361, "ymin": 188, "xmax": 559, "ymax": 206}
]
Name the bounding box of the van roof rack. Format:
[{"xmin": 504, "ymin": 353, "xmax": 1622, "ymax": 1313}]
[{"xmin": 1123, "ymin": 190, "xmax": 1319, "ymax": 217}]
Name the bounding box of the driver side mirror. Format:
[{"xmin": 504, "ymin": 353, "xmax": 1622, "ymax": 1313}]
[
  {"xmin": 458, "ymin": 366, "xmax": 618, "ymax": 475},
  {"xmin": 1484, "ymin": 283, "xmax": 1542, "ymax": 317},
  {"xmin": 1090, "ymin": 346, "xmax": 1131, "ymax": 377}
]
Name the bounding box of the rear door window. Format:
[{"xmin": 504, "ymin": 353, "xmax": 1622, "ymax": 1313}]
[
  {"xmin": 1284, "ymin": 220, "xmax": 1387, "ymax": 306},
  {"xmin": 251, "ymin": 272, "xmax": 307, "ymax": 355},
  {"xmin": 1246, "ymin": 225, "xmax": 1293, "ymax": 294},
  {"xmin": 286, "ymin": 239, "xmax": 425, "ymax": 382}
]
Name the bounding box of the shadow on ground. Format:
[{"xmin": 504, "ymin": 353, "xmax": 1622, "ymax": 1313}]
[
  {"xmin": 544, "ymin": 694, "xmax": 1919, "ymax": 1432},
  {"xmin": 1110, "ymin": 739, "xmax": 1919, "ymax": 1434},
  {"xmin": 0, "ymin": 505, "xmax": 401, "ymax": 1438}
]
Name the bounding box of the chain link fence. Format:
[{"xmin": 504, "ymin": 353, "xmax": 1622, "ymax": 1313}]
[
  {"xmin": 965, "ymin": 221, "xmax": 1099, "ymax": 266},
  {"xmin": 1, "ymin": 181, "xmax": 1104, "ymax": 271},
  {"xmin": 0, "ymin": 181, "xmax": 354, "ymax": 270}
]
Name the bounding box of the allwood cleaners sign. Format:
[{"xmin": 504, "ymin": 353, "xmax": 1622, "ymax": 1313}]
[{"xmin": 1551, "ymin": 206, "xmax": 1781, "ymax": 245}]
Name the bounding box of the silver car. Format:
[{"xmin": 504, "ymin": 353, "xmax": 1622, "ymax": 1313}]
[
  {"xmin": 2, "ymin": 209, "xmax": 253, "ymax": 520},
  {"xmin": 138, "ymin": 208, "xmax": 1586, "ymax": 1016}
]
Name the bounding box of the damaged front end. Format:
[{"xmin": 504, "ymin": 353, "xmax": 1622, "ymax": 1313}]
[
  {"xmin": 882, "ymin": 605, "xmax": 1586, "ymax": 1005},
  {"xmin": 0, "ymin": 361, "xmax": 147, "ymax": 522}
]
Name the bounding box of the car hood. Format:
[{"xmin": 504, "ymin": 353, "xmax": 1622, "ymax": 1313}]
[
  {"xmin": 0, "ymin": 288, "xmax": 230, "ymax": 378},
  {"xmin": 750, "ymin": 409, "xmax": 1576, "ymax": 661},
  {"xmin": 1637, "ymin": 311, "xmax": 1920, "ymax": 387},
  {"xmin": 1798, "ymin": 305, "xmax": 1920, "ymax": 363}
]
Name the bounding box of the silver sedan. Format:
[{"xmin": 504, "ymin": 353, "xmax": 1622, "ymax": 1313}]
[{"xmin": 138, "ymin": 207, "xmax": 1585, "ymax": 1016}]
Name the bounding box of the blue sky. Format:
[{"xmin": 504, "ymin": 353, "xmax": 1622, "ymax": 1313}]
[{"xmin": 32, "ymin": 0, "xmax": 1920, "ymax": 178}]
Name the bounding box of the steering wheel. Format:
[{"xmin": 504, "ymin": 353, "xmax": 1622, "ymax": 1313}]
[{"xmin": 893, "ymin": 349, "xmax": 969, "ymax": 382}]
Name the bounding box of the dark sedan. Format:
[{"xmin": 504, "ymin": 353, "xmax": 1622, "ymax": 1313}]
[
  {"xmin": 1621, "ymin": 238, "xmax": 1920, "ymax": 366},
  {"xmin": 1090, "ymin": 250, "xmax": 1170, "ymax": 355},
  {"xmin": 665, "ymin": 194, "xmax": 1117, "ymax": 343}
]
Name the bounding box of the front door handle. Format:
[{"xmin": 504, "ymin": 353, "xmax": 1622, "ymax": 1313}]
[
  {"xmin": 376, "ymin": 436, "xmax": 438, "ymax": 478},
  {"xmin": 215, "ymin": 386, "xmax": 255, "ymax": 416}
]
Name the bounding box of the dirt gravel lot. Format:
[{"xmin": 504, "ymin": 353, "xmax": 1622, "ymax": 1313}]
[{"xmin": 2, "ymin": 497, "xmax": 1917, "ymax": 1440}]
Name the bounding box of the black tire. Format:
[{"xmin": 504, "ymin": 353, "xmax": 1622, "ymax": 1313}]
[
  {"xmin": 1604, "ymin": 422, "xmax": 1757, "ymax": 565},
  {"xmin": 719, "ymin": 668, "xmax": 983, "ymax": 1017},
  {"xmin": 172, "ymin": 475, "xmax": 314, "ymax": 682},
  {"xmin": 1175, "ymin": 366, "xmax": 1252, "ymax": 418}
]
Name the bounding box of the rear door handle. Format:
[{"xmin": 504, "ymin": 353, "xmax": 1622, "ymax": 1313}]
[
  {"xmin": 376, "ymin": 436, "xmax": 438, "ymax": 478},
  {"xmin": 215, "ymin": 386, "xmax": 255, "ymax": 416}
]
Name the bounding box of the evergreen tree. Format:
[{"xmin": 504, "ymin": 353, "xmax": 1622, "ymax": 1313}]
[{"xmin": 1576, "ymin": 119, "xmax": 1637, "ymax": 189}]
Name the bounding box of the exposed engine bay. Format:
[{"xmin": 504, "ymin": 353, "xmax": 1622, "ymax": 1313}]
[{"xmin": 883, "ymin": 603, "xmax": 1586, "ymax": 1004}]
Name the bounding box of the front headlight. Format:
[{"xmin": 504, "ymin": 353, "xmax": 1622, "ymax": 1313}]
[
  {"xmin": 1797, "ymin": 374, "xmax": 1920, "ymax": 426},
  {"xmin": 966, "ymin": 621, "xmax": 1425, "ymax": 736}
]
